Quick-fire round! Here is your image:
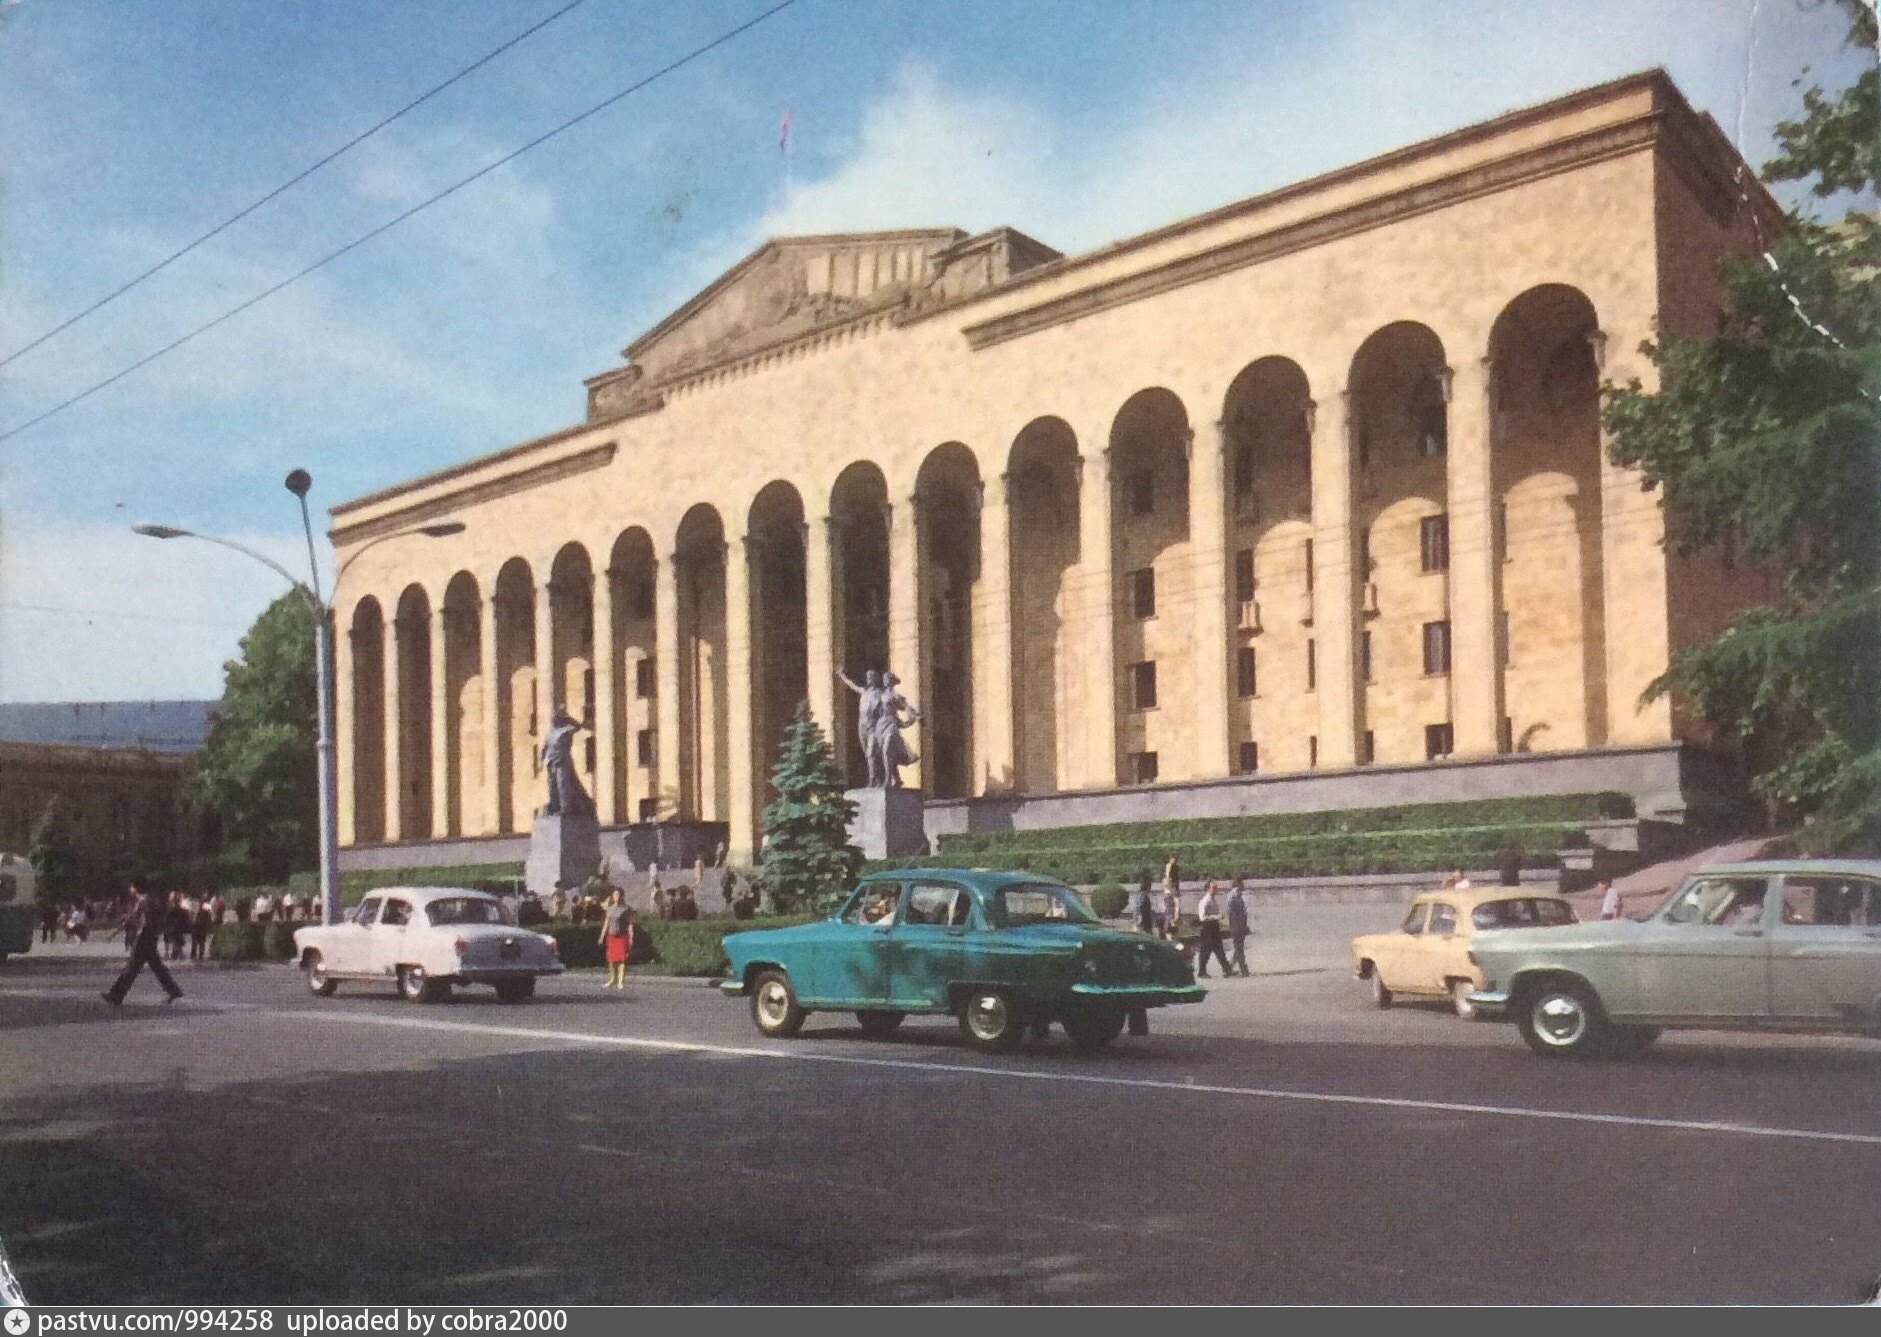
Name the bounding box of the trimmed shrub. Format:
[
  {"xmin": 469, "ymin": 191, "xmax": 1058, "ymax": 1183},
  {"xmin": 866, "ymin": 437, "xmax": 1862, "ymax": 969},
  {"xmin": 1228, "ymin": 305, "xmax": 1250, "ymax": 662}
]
[
  {"xmin": 210, "ymin": 922, "xmax": 293, "ymax": 961},
  {"xmin": 338, "ymin": 863, "xmax": 525, "ymax": 901},
  {"xmin": 492, "ymin": 915, "xmax": 820, "ymax": 976},
  {"xmin": 1087, "ymin": 884, "xmax": 1130, "ymax": 918}
]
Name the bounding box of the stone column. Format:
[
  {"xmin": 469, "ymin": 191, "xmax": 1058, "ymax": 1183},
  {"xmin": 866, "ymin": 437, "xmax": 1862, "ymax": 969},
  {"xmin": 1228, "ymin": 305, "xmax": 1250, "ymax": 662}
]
[
  {"xmin": 430, "ymin": 606, "xmax": 451, "ymax": 837},
  {"xmin": 1076, "ymin": 446, "xmax": 1119, "ymax": 787},
  {"xmin": 804, "ymin": 517, "xmax": 838, "ymax": 744},
  {"xmin": 1445, "ymin": 357, "xmax": 1504, "ymax": 756},
  {"xmin": 1189, "ymin": 421, "xmax": 1234, "ymax": 779},
  {"xmin": 1310, "ymin": 393, "xmax": 1361, "ymax": 767},
  {"xmin": 655, "ymin": 553, "xmax": 684, "ymax": 819},
  {"xmin": 335, "ymin": 615, "xmax": 356, "ymax": 845},
  {"xmin": 975, "ymin": 473, "xmax": 1017, "ymax": 793},
  {"xmin": 479, "ymin": 591, "xmax": 503, "ymax": 834},
  {"xmin": 725, "ymin": 535, "xmax": 757, "ymax": 864},
  {"xmin": 534, "ymin": 579, "xmax": 557, "ymax": 725},
  {"xmin": 888, "ymin": 493, "xmax": 923, "ymax": 791},
  {"xmin": 1596, "ymin": 332, "xmax": 1674, "ymax": 744},
  {"xmin": 593, "ymin": 569, "xmax": 619, "ymax": 826},
  {"xmin": 383, "ymin": 618, "xmax": 404, "ymax": 842}
]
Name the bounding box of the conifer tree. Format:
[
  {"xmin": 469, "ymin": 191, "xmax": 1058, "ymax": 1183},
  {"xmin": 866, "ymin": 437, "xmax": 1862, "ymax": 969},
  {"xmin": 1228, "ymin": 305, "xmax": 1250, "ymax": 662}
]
[
  {"xmin": 759, "ymin": 704, "xmax": 860, "ymax": 913},
  {"xmin": 29, "ymin": 796, "xmax": 79, "ymax": 904}
]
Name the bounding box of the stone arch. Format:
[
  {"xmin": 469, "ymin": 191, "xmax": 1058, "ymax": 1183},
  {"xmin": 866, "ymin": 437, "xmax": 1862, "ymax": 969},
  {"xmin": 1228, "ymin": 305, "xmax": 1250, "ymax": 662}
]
[
  {"xmin": 393, "ymin": 584, "xmax": 433, "ymax": 840},
  {"xmin": 915, "ymin": 443, "xmax": 981, "ymax": 800},
  {"xmin": 829, "ymin": 461, "xmax": 891, "ymax": 788},
  {"xmin": 675, "ymin": 504, "xmax": 729, "ymax": 822},
  {"xmin": 1490, "ymin": 283, "xmax": 1607, "ymax": 749},
  {"xmin": 548, "ymin": 542, "xmax": 596, "ymax": 797},
  {"xmin": 747, "ymin": 482, "xmax": 808, "ymax": 821},
  {"xmin": 348, "ymin": 596, "xmax": 386, "ymax": 843},
  {"xmin": 493, "ymin": 557, "xmax": 536, "ymax": 834},
  {"xmin": 441, "ymin": 571, "xmax": 481, "ymax": 837},
  {"xmin": 1349, "ymin": 321, "xmax": 1451, "ymax": 765},
  {"xmin": 1007, "ymin": 416, "xmax": 1081, "ymax": 793},
  {"xmin": 606, "ymin": 528, "xmax": 658, "ymax": 824}
]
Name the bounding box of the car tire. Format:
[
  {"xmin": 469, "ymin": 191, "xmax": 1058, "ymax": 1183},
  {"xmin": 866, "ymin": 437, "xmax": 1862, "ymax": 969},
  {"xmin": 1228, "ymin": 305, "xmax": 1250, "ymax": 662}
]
[
  {"xmin": 1515, "ymin": 979, "xmax": 1609, "ymax": 1059},
  {"xmin": 400, "ymin": 965, "xmax": 448, "ymax": 1004},
  {"xmin": 958, "ymin": 988, "xmax": 1024, "ymax": 1053},
  {"xmin": 855, "ymin": 1009, "xmax": 905, "ymax": 1038},
  {"xmin": 494, "ymin": 978, "xmax": 535, "ymax": 1004},
  {"xmin": 304, "ymin": 951, "xmax": 338, "ymax": 998},
  {"xmin": 1368, "ymin": 966, "xmax": 1393, "ymax": 1009},
  {"xmin": 1604, "ymin": 1024, "xmax": 1661, "ymax": 1058},
  {"xmin": 751, "ymin": 970, "xmax": 806, "ymax": 1038},
  {"xmin": 1450, "ymin": 978, "xmax": 1480, "ymax": 1021},
  {"xmin": 1061, "ymin": 1004, "xmax": 1127, "ymax": 1052}
]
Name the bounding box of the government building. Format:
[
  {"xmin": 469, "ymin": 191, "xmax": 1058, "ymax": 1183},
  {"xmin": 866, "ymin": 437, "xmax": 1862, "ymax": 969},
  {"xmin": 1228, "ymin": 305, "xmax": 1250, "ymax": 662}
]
[{"xmin": 330, "ymin": 70, "xmax": 1773, "ymax": 874}]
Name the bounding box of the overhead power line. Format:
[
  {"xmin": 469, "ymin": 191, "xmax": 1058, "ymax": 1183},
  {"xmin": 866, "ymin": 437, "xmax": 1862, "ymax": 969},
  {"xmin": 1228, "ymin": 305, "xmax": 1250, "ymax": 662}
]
[
  {"xmin": 0, "ymin": 0, "xmax": 801, "ymax": 447},
  {"xmin": 0, "ymin": 0, "xmax": 592, "ymax": 371}
]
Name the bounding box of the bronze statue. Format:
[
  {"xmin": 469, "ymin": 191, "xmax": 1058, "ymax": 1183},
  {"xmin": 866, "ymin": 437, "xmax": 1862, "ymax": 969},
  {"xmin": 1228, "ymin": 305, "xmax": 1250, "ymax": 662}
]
[
  {"xmin": 539, "ymin": 707, "xmax": 595, "ymax": 818},
  {"xmin": 837, "ymin": 667, "xmax": 922, "ymax": 789}
]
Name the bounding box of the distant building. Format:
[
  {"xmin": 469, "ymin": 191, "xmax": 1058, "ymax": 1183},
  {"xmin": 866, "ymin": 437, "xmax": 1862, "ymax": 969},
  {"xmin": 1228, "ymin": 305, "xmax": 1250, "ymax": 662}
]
[{"xmin": 0, "ymin": 701, "xmax": 214, "ymax": 891}]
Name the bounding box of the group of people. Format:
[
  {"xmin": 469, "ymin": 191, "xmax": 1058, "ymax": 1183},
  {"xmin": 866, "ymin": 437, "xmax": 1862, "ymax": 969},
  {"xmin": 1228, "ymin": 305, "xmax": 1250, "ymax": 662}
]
[
  {"xmin": 246, "ymin": 890, "xmax": 314, "ymax": 924},
  {"xmin": 1135, "ymin": 856, "xmax": 1254, "ymax": 980}
]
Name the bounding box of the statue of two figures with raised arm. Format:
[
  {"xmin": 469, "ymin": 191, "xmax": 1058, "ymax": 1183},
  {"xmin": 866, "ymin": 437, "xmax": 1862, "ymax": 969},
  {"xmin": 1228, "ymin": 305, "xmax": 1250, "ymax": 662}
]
[
  {"xmin": 836, "ymin": 667, "xmax": 923, "ymax": 789},
  {"xmin": 539, "ymin": 707, "xmax": 596, "ymax": 818}
]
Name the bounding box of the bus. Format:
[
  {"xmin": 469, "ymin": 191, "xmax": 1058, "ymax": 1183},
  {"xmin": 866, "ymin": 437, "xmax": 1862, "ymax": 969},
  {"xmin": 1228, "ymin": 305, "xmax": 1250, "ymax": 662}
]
[{"xmin": 0, "ymin": 852, "xmax": 36, "ymax": 963}]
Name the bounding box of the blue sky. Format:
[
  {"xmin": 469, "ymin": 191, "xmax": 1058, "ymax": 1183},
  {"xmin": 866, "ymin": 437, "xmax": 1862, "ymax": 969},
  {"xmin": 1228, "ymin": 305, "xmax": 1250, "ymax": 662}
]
[{"xmin": 0, "ymin": 0, "xmax": 1870, "ymax": 701}]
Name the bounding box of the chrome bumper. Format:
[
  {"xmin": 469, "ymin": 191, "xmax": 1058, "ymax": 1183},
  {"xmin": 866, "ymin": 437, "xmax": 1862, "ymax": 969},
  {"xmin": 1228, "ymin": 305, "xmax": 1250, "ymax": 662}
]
[{"xmin": 1466, "ymin": 988, "xmax": 1511, "ymax": 1012}]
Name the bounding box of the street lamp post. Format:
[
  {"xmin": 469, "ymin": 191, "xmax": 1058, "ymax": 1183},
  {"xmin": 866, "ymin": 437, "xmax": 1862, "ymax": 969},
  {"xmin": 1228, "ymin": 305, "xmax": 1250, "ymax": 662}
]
[{"xmin": 135, "ymin": 474, "xmax": 463, "ymax": 926}]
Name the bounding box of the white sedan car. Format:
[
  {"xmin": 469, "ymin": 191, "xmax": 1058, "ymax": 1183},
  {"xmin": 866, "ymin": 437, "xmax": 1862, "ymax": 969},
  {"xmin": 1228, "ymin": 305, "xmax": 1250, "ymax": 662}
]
[{"xmin": 293, "ymin": 887, "xmax": 563, "ymax": 1003}]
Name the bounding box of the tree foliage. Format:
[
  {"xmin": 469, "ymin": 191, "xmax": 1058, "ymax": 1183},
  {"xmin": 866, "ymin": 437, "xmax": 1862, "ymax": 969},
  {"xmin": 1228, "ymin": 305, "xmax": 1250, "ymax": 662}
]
[
  {"xmin": 187, "ymin": 592, "xmax": 319, "ymax": 881},
  {"xmin": 758, "ymin": 704, "xmax": 860, "ymax": 914},
  {"xmin": 1602, "ymin": 7, "xmax": 1880, "ymax": 850},
  {"xmin": 28, "ymin": 796, "xmax": 79, "ymax": 903}
]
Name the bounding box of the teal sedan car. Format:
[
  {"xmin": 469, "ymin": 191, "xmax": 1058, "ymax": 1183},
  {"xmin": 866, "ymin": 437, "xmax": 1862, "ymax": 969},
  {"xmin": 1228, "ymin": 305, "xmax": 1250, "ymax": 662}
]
[{"xmin": 720, "ymin": 869, "xmax": 1204, "ymax": 1051}]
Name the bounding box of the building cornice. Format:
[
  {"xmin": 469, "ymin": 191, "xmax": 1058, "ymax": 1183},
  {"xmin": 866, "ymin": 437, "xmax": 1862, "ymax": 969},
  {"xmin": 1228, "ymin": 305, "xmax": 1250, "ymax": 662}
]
[{"xmin": 330, "ymin": 441, "xmax": 617, "ymax": 548}]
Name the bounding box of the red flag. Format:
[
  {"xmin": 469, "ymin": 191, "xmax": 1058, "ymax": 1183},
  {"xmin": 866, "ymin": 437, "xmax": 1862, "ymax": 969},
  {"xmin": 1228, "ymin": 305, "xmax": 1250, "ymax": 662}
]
[{"xmin": 779, "ymin": 108, "xmax": 792, "ymax": 154}]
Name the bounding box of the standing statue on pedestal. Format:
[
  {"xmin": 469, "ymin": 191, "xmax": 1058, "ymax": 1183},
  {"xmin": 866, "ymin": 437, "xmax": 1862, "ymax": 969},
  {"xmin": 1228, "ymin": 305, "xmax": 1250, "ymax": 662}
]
[
  {"xmin": 539, "ymin": 707, "xmax": 595, "ymax": 818},
  {"xmin": 837, "ymin": 667, "xmax": 923, "ymax": 789}
]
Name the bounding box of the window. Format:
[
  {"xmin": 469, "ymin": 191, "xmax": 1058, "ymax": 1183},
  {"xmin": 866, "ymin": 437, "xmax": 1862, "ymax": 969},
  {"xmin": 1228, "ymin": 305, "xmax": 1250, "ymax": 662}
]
[
  {"xmin": 1472, "ymin": 898, "xmax": 1579, "ymax": 930},
  {"xmin": 637, "ymin": 798, "xmax": 658, "ymax": 822},
  {"xmin": 1422, "ymin": 620, "xmax": 1451, "ymax": 675},
  {"xmin": 1420, "ymin": 514, "xmax": 1450, "ymax": 572},
  {"xmin": 1306, "ymin": 638, "xmax": 1317, "ymax": 690},
  {"xmin": 843, "ymin": 883, "xmax": 902, "ymax": 927},
  {"xmin": 584, "ymin": 737, "xmax": 596, "ymax": 773},
  {"xmin": 1308, "ymin": 735, "xmax": 1319, "ymax": 768},
  {"xmin": 1418, "ymin": 403, "xmax": 1447, "ymax": 456},
  {"xmin": 994, "ymin": 883, "xmax": 1098, "ymax": 926},
  {"xmin": 1360, "ymin": 730, "xmax": 1376, "ymax": 765},
  {"xmin": 1128, "ymin": 470, "xmax": 1155, "ymax": 516},
  {"xmin": 1236, "ymin": 646, "xmax": 1257, "ymax": 698},
  {"xmin": 1496, "ymin": 501, "xmax": 1509, "ymax": 562},
  {"xmin": 1777, "ymin": 876, "xmax": 1881, "ymax": 927},
  {"xmin": 1499, "ymin": 611, "xmax": 1512, "ymax": 667},
  {"xmin": 353, "ymin": 898, "xmax": 382, "ymax": 927},
  {"xmin": 1238, "ymin": 741, "xmax": 1259, "ymax": 774},
  {"xmin": 1131, "ymin": 567, "xmax": 1157, "ymax": 618},
  {"xmin": 1304, "ymin": 538, "xmax": 1315, "ymax": 592},
  {"xmin": 1399, "ymin": 903, "xmax": 1428, "ymax": 935},
  {"xmin": 1131, "ymin": 661, "xmax": 1158, "ymax": 710},
  {"xmin": 627, "ymin": 576, "xmax": 655, "ymax": 620},
  {"xmin": 1356, "ymin": 421, "xmax": 1372, "ymax": 471},
  {"xmin": 1232, "ymin": 444, "xmax": 1256, "ymax": 513},
  {"xmin": 1425, "ymin": 723, "xmax": 1454, "ymax": 759},
  {"xmin": 380, "ymin": 898, "xmax": 413, "ymax": 928},
  {"xmin": 1360, "ymin": 630, "xmax": 1373, "ymax": 682},
  {"xmin": 636, "ymin": 657, "xmax": 656, "ymax": 699},
  {"xmin": 583, "ymin": 667, "xmax": 596, "ymax": 718},
  {"xmin": 1234, "ymin": 549, "xmax": 1256, "ymax": 603},
  {"xmin": 1499, "ymin": 716, "xmax": 1514, "ymax": 754},
  {"xmin": 907, "ymin": 881, "xmax": 969, "ymax": 927},
  {"xmin": 1661, "ymin": 877, "xmax": 1768, "ymax": 927},
  {"xmin": 1356, "ymin": 526, "xmax": 1371, "ymax": 575},
  {"xmin": 1427, "ymin": 903, "xmax": 1458, "ymax": 936},
  {"xmin": 636, "ymin": 728, "xmax": 655, "ymax": 767},
  {"xmin": 1130, "ymin": 750, "xmax": 1159, "ymax": 784}
]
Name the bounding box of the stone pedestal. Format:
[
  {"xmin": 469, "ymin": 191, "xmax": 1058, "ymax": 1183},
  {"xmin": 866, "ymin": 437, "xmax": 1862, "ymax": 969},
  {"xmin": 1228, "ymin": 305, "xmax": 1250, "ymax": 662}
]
[
  {"xmin": 846, "ymin": 787, "xmax": 927, "ymax": 861},
  {"xmin": 526, "ymin": 810, "xmax": 601, "ymax": 896}
]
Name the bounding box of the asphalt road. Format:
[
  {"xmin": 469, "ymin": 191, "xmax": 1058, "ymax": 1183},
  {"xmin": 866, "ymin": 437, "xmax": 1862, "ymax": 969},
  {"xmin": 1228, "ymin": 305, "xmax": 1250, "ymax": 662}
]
[{"xmin": 2, "ymin": 906, "xmax": 1878, "ymax": 1306}]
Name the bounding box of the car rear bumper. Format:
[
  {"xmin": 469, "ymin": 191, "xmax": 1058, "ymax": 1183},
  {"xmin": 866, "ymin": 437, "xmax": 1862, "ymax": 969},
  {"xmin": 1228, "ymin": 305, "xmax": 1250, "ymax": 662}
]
[
  {"xmin": 1069, "ymin": 983, "xmax": 1206, "ymax": 1006},
  {"xmin": 1465, "ymin": 988, "xmax": 1511, "ymax": 1013},
  {"xmin": 455, "ymin": 964, "xmax": 565, "ymax": 984}
]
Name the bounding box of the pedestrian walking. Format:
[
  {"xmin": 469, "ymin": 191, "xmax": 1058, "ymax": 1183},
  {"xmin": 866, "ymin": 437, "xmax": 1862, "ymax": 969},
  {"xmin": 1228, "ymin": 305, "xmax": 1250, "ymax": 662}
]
[
  {"xmin": 720, "ymin": 867, "xmax": 739, "ymax": 912},
  {"xmin": 1498, "ymin": 841, "xmax": 1524, "ymax": 888},
  {"xmin": 64, "ymin": 902, "xmax": 90, "ymax": 943},
  {"xmin": 210, "ymin": 892, "xmax": 227, "ymax": 927},
  {"xmin": 38, "ymin": 901, "xmax": 58, "ymax": 944},
  {"xmin": 189, "ymin": 894, "xmax": 213, "ymax": 962},
  {"xmin": 1134, "ymin": 873, "xmax": 1157, "ymax": 935},
  {"xmin": 1598, "ymin": 878, "xmax": 1622, "ymax": 921},
  {"xmin": 1160, "ymin": 879, "xmax": 1182, "ymax": 945},
  {"xmin": 253, "ymin": 891, "xmax": 275, "ymax": 924},
  {"xmin": 103, "ymin": 882, "xmax": 184, "ymax": 1006},
  {"xmin": 1226, "ymin": 878, "xmax": 1252, "ymax": 977},
  {"xmin": 1193, "ymin": 882, "xmax": 1231, "ymax": 979},
  {"xmin": 598, "ymin": 890, "xmax": 635, "ymax": 991}
]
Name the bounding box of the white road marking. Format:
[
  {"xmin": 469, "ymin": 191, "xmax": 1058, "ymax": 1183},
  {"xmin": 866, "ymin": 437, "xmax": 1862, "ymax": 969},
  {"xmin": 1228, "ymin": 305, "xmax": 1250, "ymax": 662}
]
[{"xmin": 269, "ymin": 1006, "xmax": 1881, "ymax": 1148}]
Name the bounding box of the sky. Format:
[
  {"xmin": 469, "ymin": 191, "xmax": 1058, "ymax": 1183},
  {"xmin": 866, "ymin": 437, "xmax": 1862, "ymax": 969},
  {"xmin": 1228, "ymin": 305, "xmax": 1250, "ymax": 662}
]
[{"xmin": 0, "ymin": 0, "xmax": 1872, "ymax": 703}]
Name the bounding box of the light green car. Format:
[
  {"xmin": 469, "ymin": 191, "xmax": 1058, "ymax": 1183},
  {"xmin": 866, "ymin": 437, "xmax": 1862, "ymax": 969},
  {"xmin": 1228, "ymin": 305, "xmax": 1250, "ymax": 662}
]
[{"xmin": 1468, "ymin": 860, "xmax": 1881, "ymax": 1058}]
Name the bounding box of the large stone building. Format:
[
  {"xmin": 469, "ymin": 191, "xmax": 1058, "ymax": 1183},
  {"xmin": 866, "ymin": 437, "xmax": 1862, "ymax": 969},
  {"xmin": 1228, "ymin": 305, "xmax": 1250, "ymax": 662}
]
[{"xmin": 331, "ymin": 70, "xmax": 1774, "ymax": 872}]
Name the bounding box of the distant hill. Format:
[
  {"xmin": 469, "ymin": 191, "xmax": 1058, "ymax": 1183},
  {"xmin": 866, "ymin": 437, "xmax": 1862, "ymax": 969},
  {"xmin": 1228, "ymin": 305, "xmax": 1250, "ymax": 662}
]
[{"xmin": 0, "ymin": 700, "xmax": 214, "ymax": 754}]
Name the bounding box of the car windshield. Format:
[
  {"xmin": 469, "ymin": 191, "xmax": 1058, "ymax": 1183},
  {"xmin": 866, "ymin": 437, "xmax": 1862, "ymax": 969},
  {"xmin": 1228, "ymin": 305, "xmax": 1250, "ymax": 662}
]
[
  {"xmin": 991, "ymin": 883, "xmax": 1096, "ymax": 926},
  {"xmin": 426, "ymin": 897, "xmax": 511, "ymax": 927},
  {"xmin": 1472, "ymin": 898, "xmax": 1578, "ymax": 930}
]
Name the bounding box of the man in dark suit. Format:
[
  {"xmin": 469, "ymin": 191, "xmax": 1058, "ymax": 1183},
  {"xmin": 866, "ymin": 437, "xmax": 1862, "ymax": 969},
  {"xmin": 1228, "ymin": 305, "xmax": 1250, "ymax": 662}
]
[{"xmin": 103, "ymin": 880, "xmax": 183, "ymax": 1006}]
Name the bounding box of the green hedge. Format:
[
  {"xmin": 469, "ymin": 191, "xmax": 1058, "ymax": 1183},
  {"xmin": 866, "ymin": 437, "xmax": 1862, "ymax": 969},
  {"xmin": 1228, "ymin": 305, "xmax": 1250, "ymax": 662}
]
[
  {"xmin": 932, "ymin": 792, "xmax": 1631, "ymax": 860},
  {"xmin": 339, "ymin": 863, "xmax": 524, "ymax": 901},
  {"xmin": 209, "ymin": 921, "xmax": 301, "ymax": 961},
  {"xmin": 1087, "ymin": 885, "xmax": 1130, "ymax": 918}
]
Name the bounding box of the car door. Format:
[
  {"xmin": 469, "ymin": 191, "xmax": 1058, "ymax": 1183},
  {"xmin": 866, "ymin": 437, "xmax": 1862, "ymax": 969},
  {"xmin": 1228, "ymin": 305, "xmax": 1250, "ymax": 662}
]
[
  {"xmin": 1638, "ymin": 876, "xmax": 1772, "ymax": 1018},
  {"xmin": 1412, "ymin": 900, "xmax": 1462, "ymax": 994},
  {"xmin": 1769, "ymin": 874, "xmax": 1881, "ymax": 1023},
  {"xmin": 889, "ymin": 879, "xmax": 975, "ymax": 1010},
  {"xmin": 1376, "ymin": 902, "xmax": 1428, "ymax": 990},
  {"xmin": 371, "ymin": 896, "xmax": 416, "ymax": 978},
  {"xmin": 328, "ymin": 895, "xmax": 380, "ymax": 973},
  {"xmin": 813, "ymin": 882, "xmax": 899, "ymax": 1004}
]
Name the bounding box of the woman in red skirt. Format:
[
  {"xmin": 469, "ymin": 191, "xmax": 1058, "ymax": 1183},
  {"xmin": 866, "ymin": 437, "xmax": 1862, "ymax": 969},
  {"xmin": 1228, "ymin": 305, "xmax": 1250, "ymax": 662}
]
[{"xmin": 598, "ymin": 888, "xmax": 634, "ymax": 990}]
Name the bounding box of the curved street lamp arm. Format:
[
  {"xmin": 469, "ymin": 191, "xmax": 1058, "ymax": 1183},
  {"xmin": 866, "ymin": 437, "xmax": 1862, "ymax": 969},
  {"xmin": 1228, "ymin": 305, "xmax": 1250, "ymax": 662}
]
[{"xmin": 163, "ymin": 528, "xmax": 324, "ymax": 615}]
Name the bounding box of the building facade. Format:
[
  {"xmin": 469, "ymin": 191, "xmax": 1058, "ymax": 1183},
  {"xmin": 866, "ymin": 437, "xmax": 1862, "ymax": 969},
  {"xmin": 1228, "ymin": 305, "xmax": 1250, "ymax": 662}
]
[{"xmin": 330, "ymin": 71, "xmax": 1773, "ymax": 869}]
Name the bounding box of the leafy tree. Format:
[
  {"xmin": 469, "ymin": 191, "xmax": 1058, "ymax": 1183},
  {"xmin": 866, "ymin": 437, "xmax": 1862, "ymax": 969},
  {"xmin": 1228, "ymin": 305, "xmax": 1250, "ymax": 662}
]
[
  {"xmin": 758, "ymin": 704, "xmax": 860, "ymax": 913},
  {"xmin": 1602, "ymin": 2, "xmax": 1879, "ymax": 850},
  {"xmin": 187, "ymin": 592, "xmax": 318, "ymax": 881},
  {"xmin": 28, "ymin": 796, "xmax": 79, "ymax": 903}
]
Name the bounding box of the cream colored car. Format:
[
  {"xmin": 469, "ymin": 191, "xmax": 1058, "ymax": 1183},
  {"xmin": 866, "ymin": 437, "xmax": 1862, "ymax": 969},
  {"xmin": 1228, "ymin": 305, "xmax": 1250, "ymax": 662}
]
[{"xmin": 1352, "ymin": 888, "xmax": 1577, "ymax": 1019}]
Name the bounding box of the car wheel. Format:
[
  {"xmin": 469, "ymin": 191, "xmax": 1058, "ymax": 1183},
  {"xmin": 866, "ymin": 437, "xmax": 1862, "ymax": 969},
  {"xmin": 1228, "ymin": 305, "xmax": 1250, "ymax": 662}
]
[
  {"xmin": 1368, "ymin": 965, "xmax": 1393, "ymax": 1009},
  {"xmin": 855, "ymin": 1009, "xmax": 905, "ymax": 1038},
  {"xmin": 1450, "ymin": 978, "xmax": 1480, "ymax": 1021},
  {"xmin": 400, "ymin": 965, "xmax": 447, "ymax": 1004},
  {"xmin": 304, "ymin": 951, "xmax": 337, "ymax": 998},
  {"xmin": 1516, "ymin": 980, "xmax": 1609, "ymax": 1059},
  {"xmin": 1604, "ymin": 1024, "xmax": 1661, "ymax": 1058},
  {"xmin": 750, "ymin": 970, "xmax": 806, "ymax": 1037},
  {"xmin": 958, "ymin": 988, "xmax": 1023, "ymax": 1053},
  {"xmin": 1061, "ymin": 1004, "xmax": 1127, "ymax": 1052},
  {"xmin": 494, "ymin": 978, "xmax": 535, "ymax": 1004}
]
